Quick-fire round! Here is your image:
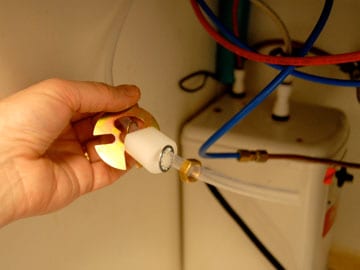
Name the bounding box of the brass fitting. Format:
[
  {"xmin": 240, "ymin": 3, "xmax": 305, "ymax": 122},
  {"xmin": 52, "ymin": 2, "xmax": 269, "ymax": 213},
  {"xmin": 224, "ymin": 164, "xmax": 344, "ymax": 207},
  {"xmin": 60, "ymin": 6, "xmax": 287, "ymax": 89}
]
[
  {"xmin": 179, "ymin": 159, "xmax": 202, "ymax": 183},
  {"xmin": 238, "ymin": 150, "xmax": 269, "ymax": 162},
  {"xmin": 93, "ymin": 105, "xmax": 159, "ymax": 170}
]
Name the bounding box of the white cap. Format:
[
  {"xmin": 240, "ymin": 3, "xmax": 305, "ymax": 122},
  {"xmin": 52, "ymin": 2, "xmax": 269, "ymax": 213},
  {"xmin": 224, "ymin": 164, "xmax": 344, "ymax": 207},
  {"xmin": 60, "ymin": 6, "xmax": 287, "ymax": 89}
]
[{"xmin": 124, "ymin": 127, "xmax": 178, "ymax": 174}]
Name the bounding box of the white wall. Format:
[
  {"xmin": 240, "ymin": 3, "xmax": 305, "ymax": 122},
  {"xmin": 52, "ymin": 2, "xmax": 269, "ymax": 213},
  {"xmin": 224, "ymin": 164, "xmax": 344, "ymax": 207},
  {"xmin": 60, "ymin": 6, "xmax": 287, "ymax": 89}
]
[
  {"xmin": 0, "ymin": 1, "xmax": 216, "ymax": 269},
  {"xmin": 245, "ymin": 0, "xmax": 360, "ymax": 256}
]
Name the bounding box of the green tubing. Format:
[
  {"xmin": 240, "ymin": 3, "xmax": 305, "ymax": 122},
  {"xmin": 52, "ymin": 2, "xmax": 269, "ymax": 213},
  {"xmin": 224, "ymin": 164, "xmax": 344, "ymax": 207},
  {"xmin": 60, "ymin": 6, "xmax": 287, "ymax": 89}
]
[{"xmin": 215, "ymin": 0, "xmax": 250, "ymax": 85}]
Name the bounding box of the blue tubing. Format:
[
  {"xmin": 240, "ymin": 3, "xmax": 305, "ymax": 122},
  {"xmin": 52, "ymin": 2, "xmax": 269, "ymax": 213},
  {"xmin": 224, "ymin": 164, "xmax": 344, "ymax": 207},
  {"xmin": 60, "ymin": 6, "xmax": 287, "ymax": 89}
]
[
  {"xmin": 197, "ymin": 0, "xmax": 360, "ymax": 87},
  {"xmin": 198, "ymin": 0, "xmax": 334, "ymax": 158}
]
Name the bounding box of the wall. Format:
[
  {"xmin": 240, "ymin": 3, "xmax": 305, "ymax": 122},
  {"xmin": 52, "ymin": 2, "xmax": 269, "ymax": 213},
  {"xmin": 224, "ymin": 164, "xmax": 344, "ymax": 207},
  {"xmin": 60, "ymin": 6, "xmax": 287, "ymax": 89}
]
[
  {"xmin": 0, "ymin": 0, "xmax": 216, "ymax": 269},
  {"xmin": 1, "ymin": 0, "xmax": 358, "ymax": 268},
  {"xmin": 244, "ymin": 0, "xmax": 360, "ymax": 256}
]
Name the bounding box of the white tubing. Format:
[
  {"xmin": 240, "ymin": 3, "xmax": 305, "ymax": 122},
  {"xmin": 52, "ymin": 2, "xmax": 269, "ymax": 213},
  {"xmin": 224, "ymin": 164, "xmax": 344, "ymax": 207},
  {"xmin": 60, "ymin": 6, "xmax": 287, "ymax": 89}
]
[
  {"xmin": 177, "ymin": 159, "xmax": 300, "ymax": 204},
  {"xmin": 124, "ymin": 127, "xmax": 177, "ymax": 174},
  {"xmin": 199, "ymin": 166, "xmax": 299, "ymax": 204}
]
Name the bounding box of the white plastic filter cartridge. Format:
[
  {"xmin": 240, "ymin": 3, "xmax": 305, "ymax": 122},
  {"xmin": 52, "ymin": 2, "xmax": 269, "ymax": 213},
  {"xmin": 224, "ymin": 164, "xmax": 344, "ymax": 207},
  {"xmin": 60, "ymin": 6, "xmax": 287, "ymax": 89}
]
[{"xmin": 124, "ymin": 127, "xmax": 178, "ymax": 174}]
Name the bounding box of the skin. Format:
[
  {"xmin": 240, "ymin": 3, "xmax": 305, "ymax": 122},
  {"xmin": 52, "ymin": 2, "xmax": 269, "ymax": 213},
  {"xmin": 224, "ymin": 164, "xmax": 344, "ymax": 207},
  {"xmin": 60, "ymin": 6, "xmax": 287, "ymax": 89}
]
[{"xmin": 0, "ymin": 79, "xmax": 141, "ymax": 227}]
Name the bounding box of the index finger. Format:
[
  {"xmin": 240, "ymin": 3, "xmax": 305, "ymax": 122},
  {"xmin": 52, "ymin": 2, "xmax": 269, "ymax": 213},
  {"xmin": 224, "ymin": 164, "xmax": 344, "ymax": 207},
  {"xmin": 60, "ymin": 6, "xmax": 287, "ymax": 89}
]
[{"xmin": 36, "ymin": 79, "xmax": 141, "ymax": 115}]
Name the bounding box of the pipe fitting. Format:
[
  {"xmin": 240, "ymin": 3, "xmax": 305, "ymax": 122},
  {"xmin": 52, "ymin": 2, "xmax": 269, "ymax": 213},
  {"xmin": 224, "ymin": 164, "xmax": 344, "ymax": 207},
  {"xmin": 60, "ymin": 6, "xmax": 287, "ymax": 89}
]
[{"xmin": 179, "ymin": 159, "xmax": 202, "ymax": 183}]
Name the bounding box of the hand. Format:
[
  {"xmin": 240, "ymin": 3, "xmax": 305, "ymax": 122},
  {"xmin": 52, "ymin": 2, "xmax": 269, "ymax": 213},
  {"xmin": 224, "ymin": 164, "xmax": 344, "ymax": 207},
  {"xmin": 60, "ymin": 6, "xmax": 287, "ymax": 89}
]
[{"xmin": 0, "ymin": 79, "xmax": 140, "ymax": 227}]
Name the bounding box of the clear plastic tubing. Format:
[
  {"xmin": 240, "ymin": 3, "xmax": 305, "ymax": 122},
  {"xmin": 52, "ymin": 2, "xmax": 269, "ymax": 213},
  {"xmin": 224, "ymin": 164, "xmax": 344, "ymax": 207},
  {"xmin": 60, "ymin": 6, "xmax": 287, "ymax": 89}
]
[{"xmin": 172, "ymin": 154, "xmax": 300, "ymax": 205}]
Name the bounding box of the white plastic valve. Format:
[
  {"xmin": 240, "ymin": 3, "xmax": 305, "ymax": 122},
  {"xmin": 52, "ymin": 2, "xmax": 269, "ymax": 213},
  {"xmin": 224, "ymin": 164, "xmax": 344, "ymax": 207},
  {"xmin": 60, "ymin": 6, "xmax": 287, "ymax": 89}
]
[
  {"xmin": 272, "ymin": 83, "xmax": 293, "ymax": 119},
  {"xmin": 232, "ymin": 69, "xmax": 246, "ymax": 95},
  {"xmin": 124, "ymin": 127, "xmax": 177, "ymax": 174}
]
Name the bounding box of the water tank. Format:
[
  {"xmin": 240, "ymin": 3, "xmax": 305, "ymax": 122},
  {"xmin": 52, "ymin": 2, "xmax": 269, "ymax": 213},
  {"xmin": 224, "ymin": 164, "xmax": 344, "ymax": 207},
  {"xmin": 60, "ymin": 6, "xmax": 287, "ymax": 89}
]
[{"xmin": 181, "ymin": 94, "xmax": 349, "ymax": 269}]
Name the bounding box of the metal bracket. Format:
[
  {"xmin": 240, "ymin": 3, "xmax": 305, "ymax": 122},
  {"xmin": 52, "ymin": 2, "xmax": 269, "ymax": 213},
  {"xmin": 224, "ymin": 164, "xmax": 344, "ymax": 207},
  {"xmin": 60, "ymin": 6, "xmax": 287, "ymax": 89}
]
[{"xmin": 93, "ymin": 105, "xmax": 159, "ymax": 170}]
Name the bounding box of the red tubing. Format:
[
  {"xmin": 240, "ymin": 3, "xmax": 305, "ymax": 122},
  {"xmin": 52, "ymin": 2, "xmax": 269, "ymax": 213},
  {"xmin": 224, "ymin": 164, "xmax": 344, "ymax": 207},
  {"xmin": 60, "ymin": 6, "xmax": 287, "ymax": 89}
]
[{"xmin": 191, "ymin": 0, "xmax": 360, "ymax": 66}]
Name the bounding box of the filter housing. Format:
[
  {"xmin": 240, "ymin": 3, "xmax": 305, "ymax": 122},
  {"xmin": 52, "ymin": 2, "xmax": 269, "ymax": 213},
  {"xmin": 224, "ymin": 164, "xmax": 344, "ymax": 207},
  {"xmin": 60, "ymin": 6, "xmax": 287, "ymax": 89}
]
[{"xmin": 181, "ymin": 94, "xmax": 349, "ymax": 270}]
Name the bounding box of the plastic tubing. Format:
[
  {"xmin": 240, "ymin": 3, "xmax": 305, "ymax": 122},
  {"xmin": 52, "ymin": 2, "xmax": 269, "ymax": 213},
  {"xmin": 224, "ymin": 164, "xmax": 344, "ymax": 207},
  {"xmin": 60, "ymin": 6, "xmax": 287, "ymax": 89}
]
[
  {"xmin": 195, "ymin": 0, "xmax": 360, "ymax": 87},
  {"xmin": 231, "ymin": 0, "xmax": 250, "ymax": 69},
  {"xmin": 193, "ymin": 0, "xmax": 360, "ymax": 66},
  {"xmin": 196, "ymin": 166, "xmax": 299, "ymax": 204},
  {"xmin": 248, "ymin": 0, "xmax": 292, "ymax": 55},
  {"xmin": 172, "ymin": 155, "xmax": 299, "ymax": 204},
  {"xmin": 199, "ymin": 0, "xmax": 333, "ymax": 159}
]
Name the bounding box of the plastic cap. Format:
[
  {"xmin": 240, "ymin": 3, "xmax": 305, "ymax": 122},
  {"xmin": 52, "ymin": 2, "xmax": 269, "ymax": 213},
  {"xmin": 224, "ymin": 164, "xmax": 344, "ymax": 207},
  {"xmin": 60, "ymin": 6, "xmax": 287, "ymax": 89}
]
[{"xmin": 124, "ymin": 127, "xmax": 177, "ymax": 174}]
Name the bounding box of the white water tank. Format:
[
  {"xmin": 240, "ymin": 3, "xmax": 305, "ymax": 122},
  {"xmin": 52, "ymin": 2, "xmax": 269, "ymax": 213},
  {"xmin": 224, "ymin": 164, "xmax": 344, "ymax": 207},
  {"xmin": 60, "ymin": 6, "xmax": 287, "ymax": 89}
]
[{"xmin": 181, "ymin": 94, "xmax": 349, "ymax": 269}]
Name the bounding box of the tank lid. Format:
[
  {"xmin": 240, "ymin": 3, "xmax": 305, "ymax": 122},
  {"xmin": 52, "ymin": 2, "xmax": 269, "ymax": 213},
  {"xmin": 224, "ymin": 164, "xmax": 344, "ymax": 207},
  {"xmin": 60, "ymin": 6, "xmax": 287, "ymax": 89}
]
[{"xmin": 181, "ymin": 95, "xmax": 349, "ymax": 157}]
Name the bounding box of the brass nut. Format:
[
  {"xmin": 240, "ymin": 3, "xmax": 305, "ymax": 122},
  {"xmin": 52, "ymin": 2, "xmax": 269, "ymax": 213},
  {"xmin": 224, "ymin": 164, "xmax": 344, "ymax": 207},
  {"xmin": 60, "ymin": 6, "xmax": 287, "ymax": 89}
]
[
  {"xmin": 238, "ymin": 149, "xmax": 268, "ymax": 162},
  {"xmin": 179, "ymin": 159, "xmax": 202, "ymax": 183}
]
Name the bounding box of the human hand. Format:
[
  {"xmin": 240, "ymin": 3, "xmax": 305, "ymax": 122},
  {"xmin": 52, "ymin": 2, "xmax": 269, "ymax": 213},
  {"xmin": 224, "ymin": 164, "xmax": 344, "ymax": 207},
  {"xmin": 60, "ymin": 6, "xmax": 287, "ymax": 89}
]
[{"xmin": 0, "ymin": 79, "xmax": 140, "ymax": 227}]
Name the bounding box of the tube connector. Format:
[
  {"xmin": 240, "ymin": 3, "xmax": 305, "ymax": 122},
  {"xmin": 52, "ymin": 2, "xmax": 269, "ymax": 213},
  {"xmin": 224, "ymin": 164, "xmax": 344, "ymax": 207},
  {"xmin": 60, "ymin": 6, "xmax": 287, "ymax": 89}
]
[
  {"xmin": 238, "ymin": 150, "xmax": 269, "ymax": 162},
  {"xmin": 272, "ymin": 83, "xmax": 293, "ymax": 121},
  {"xmin": 232, "ymin": 69, "xmax": 246, "ymax": 97},
  {"xmin": 178, "ymin": 159, "xmax": 202, "ymax": 183}
]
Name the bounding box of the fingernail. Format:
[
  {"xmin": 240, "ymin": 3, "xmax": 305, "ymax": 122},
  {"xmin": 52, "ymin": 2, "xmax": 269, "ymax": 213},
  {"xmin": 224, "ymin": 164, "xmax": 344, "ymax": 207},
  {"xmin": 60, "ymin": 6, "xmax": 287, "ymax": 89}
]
[{"xmin": 121, "ymin": 85, "xmax": 140, "ymax": 97}]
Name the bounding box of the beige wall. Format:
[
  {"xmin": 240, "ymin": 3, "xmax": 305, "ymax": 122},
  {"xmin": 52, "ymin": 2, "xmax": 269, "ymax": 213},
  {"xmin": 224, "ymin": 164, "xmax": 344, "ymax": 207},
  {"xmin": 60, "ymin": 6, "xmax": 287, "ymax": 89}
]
[
  {"xmin": 0, "ymin": 0, "xmax": 216, "ymax": 269},
  {"xmin": 1, "ymin": 0, "xmax": 359, "ymax": 269}
]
